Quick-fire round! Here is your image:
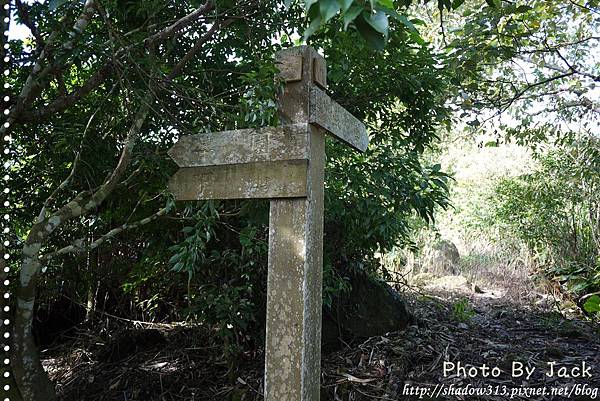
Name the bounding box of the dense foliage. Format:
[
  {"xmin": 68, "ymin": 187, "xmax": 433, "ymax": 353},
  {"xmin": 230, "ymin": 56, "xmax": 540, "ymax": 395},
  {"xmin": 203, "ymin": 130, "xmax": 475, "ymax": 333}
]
[
  {"xmin": 491, "ymin": 139, "xmax": 600, "ymax": 312},
  {"xmin": 440, "ymin": 0, "xmax": 599, "ymax": 139}
]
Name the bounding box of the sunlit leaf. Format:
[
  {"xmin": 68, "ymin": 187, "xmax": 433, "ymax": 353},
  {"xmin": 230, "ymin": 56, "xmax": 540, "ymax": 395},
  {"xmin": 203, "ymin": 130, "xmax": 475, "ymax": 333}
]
[
  {"xmin": 377, "ymin": 0, "xmax": 395, "ymax": 8},
  {"xmin": 584, "ymin": 295, "xmax": 600, "ymax": 313},
  {"xmin": 304, "ymin": 14, "xmax": 322, "ymax": 40},
  {"xmin": 355, "ymin": 12, "xmax": 386, "ymax": 49},
  {"xmin": 343, "ymin": 4, "xmax": 363, "ymax": 29},
  {"xmin": 339, "ymin": 0, "xmax": 354, "ymax": 12},
  {"xmin": 320, "ymin": 0, "xmax": 341, "ymax": 23},
  {"xmin": 49, "ymin": 0, "xmax": 70, "ymax": 10},
  {"xmin": 364, "ymin": 10, "xmax": 389, "ymax": 35}
]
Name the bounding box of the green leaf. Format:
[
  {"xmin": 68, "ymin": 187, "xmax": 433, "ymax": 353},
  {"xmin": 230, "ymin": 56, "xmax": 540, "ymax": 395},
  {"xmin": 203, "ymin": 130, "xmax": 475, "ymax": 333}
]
[
  {"xmin": 343, "ymin": 5, "xmax": 363, "ymax": 30},
  {"xmin": 377, "ymin": 0, "xmax": 394, "ymax": 8},
  {"xmin": 168, "ymin": 254, "xmax": 181, "ymax": 264},
  {"xmin": 305, "ymin": 0, "xmax": 319, "ymax": 11},
  {"xmin": 320, "ymin": 0, "xmax": 341, "ymax": 23},
  {"xmin": 355, "ymin": 12, "xmax": 386, "ymax": 50},
  {"xmin": 49, "ymin": 0, "xmax": 70, "ymax": 10},
  {"xmin": 515, "ymin": 5, "xmax": 532, "ymax": 13},
  {"xmin": 339, "ymin": 0, "xmax": 354, "ymax": 12},
  {"xmin": 397, "ymin": 15, "xmax": 416, "ymax": 32},
  {"xmin": 583, "ymin": 295, "xmax": 600, "ymax": 313},
  {"xmin": 452, "ymin": 0, "xmax": 465, "ymax": 9},
  {"xmin": 382, "ymin": 8, "xmax": 419, "ymax": 34},
  {"xmin": 304, "ymin": 14, "xmax": 322, "ymax": 40},
  {"xmin": 484, "ymin": 0, "xmax": 498, "ymax": 7},
  {"xmin": 363, "ymin": 10, "xmax": 389, "ymax": 35}
]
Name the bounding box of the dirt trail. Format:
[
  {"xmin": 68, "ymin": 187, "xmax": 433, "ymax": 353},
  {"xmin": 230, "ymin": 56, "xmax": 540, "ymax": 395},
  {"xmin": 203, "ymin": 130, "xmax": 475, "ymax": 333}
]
[
  {"xmin": 321, "ymin": 276, "xmax": 600, "ymax": 400},
  {"xmin": 46, "ymin": 274, "xmax": 599, "ymax": 401}
]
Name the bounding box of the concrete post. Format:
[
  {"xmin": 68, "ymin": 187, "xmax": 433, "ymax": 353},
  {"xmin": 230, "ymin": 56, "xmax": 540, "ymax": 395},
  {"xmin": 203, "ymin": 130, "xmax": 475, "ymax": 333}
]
[{"xmin": 264, "ymin": 46, "xmax": 326, "ymax": 401}]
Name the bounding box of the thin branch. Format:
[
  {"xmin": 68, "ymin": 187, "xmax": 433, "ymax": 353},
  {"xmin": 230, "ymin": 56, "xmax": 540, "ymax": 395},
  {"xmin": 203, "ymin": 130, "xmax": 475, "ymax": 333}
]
[
  {"xmin": 439, "ymin": 6, "xmax": 447, "ymax": 47},
  {"xmin": 18, "ymin": 61, "xmax": 116, "ymax": 123},
  {"xmin": 144, "ymin": 1, "xmax": 215, "ymax": 45},
  {"xmin": 544, "ymin": 38, "xmax": 577, "ymax": 74},
  {"xmin": 40, "ymin": 208, "xmax": 168, "ymax": 261},
  {"xmin": 167, "ymin": 18, "xmax": 234, "ymax": 81},
  {"xmin": 47, "ymin": 11, "xmax": 232, "ymax": 226},
  {"xmin": 1, "ymin": 0, "xmax": 98, "ymax": 136},
  {"xmin": 500, "ymin": 71, "xmax": 576, "ymax": 112},
  {"xmin": 64, "ymin": 0, "xmax": 97, "ymax": 50},
  {"xmin": 523, "ymin": 100, "xmax": 598, "ymax": 118},
  {"xmin": 14, "ymin": 2, "xmax": 219, "ymax": 125},
  {"xmin": 554, "ymin": 50, "xmax": 600, "ymax": 82},
  {"xmin": 40, "ymin": 82, "xmax": 117, "ymax": 215},
  {"xmin": 41, "ymin": 115, "xmax": 93, "ymax": 211},
  {"xmin": 518, "ymin": 36, "xmax": 600, "ymax": 54},
  {"xmin": 568, "ymin": 0, "xmax": 600, "ymax": 15}
]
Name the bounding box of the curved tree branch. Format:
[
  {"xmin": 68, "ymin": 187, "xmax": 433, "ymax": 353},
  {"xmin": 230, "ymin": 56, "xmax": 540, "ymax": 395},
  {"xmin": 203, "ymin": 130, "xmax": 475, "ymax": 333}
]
[
  {"xmin": 1, "ymin": 0, "xmax": 98, "ymax": 137},
  {"xmin": 40, "ymin": 207, "xmax": 168, "ymax": 261},
  {"xmin": 144, "ymin": 1, "xmax": 215, "ymax": 45}
]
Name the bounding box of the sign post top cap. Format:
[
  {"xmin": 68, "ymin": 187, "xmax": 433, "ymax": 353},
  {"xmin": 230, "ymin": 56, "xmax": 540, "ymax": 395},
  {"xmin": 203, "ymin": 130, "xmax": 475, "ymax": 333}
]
[
  {"xmin": 275, "ymin": 46, "xmax": 326, "ymax": 88},
  {"xmin": 275, "ymin": 45, "xmax": 323, "ymax": 60}
]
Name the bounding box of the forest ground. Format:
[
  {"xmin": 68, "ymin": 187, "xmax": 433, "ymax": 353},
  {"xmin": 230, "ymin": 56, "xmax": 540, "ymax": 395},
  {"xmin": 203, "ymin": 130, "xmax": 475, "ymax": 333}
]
[{"xmin": 44, "ymin": 269, "xmax": 600, "ymax": 401}]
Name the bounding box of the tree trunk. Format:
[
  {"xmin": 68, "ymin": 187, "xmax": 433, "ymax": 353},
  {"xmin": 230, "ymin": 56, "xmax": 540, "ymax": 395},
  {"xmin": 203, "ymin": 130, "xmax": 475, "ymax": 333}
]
[
  {"xmin": 84, "ymin": 249, "xmax": 97, "ymax": 323},
  {"xmin": 0, "ymin": 249, "xmax": 25, "ymax": 401},
  {"xmin": 12, "ymin": 226, "xmax": 58, "ymax": 401}
]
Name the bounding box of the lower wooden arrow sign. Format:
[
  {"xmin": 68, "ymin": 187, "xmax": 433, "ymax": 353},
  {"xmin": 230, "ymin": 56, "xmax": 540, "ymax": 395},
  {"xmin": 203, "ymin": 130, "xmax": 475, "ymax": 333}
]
[{"xmin": 168, "ymin": 160, "xmax": 308, "ymax": 200}]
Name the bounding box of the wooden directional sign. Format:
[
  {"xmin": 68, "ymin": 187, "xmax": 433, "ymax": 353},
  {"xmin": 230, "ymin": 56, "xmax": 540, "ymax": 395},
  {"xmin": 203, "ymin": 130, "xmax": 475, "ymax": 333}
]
[
  {"xmin": 167, "ymin": 93, "xmax": 368, "ymax": 201},
  {"xmin": 169, "ymin": 160, "xmax": 308, "ymax": 200},
  {"xmin": 168, "ymin": 124, "xmax": 311, "ymax": 200},
  {"xmin": 167, "ymin": 45, "xmax": 369, "ymax": 401},
  {"xmin": 309, "ymin": 86, "xmax": 368, "ymax": 152},
  {"xmin": 167, "ymin": 124, "xmax": 310, "ymax": 168}
]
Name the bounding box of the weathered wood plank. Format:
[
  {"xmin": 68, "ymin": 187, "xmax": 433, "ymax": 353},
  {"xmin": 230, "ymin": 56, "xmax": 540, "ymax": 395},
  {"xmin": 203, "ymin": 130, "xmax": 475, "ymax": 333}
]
[
  {"xmin": 309, "ymin": 86, "xmax": 368, "ymax": 153},
  {"xmin": 167, "ymin": 124, "xmax": 310, "ymax": 168},
  {"xmin": 168, "ymin": 160, "xmax": 308, "ymax": 200},
  {"xmin": 277, "ymin": 53, "xmax": 303, "ymax": 82},
  {"xmin": 312, "ymin": 56, "xmax": 327, "ymax": 89}
]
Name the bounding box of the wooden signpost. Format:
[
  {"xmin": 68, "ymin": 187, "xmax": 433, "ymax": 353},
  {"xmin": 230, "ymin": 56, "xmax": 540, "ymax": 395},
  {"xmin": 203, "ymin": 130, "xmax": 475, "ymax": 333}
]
[{"xmin": 168, "ymin": 46, "xmax": 368, "ymax": 401}]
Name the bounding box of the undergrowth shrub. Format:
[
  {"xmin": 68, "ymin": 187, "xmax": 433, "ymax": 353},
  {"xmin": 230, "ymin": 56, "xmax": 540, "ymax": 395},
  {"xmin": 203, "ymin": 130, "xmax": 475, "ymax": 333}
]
[{"xmin": 491, "ymin": 138, "xmax": 600, "ymax": 302}]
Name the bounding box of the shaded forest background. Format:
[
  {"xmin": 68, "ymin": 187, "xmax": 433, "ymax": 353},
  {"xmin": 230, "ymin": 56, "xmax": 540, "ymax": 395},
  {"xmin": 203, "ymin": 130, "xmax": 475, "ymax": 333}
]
[{"xmin": 1, "ymin": 0, "xmax": 599, "ymax": 400}]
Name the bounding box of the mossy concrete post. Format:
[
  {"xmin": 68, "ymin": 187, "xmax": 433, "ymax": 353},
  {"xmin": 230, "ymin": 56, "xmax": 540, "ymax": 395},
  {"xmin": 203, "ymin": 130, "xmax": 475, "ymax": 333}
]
[
  {"xmin": 264, "ymin": 46, "xmax": 367, "ymax": 401},
  {"xmin": 168, "ymin": 45, "xmax": 367, "ymax": 401},
  {"xmin": 264, "ymin": 46, "xmax": 326, "ymax": 401}
]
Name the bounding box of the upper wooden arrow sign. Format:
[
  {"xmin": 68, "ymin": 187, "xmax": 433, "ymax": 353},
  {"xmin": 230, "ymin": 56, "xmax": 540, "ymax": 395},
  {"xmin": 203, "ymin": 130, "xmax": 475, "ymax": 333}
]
[
  {"xmin": 276, "ymin": 48, "xmax": 368, "ymax": 152},
  {"xmin": 167, "ymin": 123, "xmax": 310, "ymax": 168},
  {"xmin": 167, "ymin": 123, "xmax": 311, "ymax": 200}
]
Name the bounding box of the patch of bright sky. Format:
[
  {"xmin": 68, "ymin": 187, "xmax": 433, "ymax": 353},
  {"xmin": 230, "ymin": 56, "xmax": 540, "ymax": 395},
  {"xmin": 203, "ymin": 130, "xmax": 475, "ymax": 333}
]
[
  {"xmin": 7, "ymin": 0, "xmax": 36, "ymax": 40},
  {"xmin": 8, "ymin": 18, "xmax": 29, "ymax": 41}
]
